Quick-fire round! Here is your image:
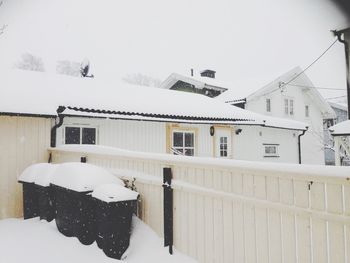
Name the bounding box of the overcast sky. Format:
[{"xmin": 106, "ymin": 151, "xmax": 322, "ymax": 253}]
[{"xmin": 0, "ymin": 0, "xmax": 348, "ymax": 100}]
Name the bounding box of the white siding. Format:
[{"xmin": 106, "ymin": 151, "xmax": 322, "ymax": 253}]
[
  {"xmin": 233, "ymin": 125, "xmax": 299, "ymax": 163},
  {"xmin": 0, "ymin": 116, "xmax": 52, "ymax": 219},
  {"xmin": 57, "ymin": 117, "xmax": 299, "ymax": 163},
  {"xmin": 246, "ymin": 78, "xmax": 325, "ymax": 165}
]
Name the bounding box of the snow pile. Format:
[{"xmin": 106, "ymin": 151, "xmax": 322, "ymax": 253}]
[
  {"xmin": 329, "ymin": 120, "xmax": 350, "ymax": 136},
  {"xmin": 51, "ymin": 162, "xmax": 124, "ymax": 192},
  {"xmin": 18, "ymin": 163, "xmax": 56, "ymax": 185},
  {"xmin": 92, "ymin": 184, "xmax": 139, "ymax": 203},
  {"xmin": 0, "ymin": 217, "xmax": 197, "ymax": 263}
]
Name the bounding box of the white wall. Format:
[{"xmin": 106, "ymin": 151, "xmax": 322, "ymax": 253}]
[
  {"xmin": 246, "ymin": 77, "xmax": 325, "ymax": 164},
  {"xmin": 0, "ymin": 116, "xmax": 52, "ymax": 219},
  {"xmin": 233, "ymin": 125, "xmax": 299, "ymax": 163},
  {"xmin": 57, "ymin": 117, "xmax": 300, "ymax": 163}
]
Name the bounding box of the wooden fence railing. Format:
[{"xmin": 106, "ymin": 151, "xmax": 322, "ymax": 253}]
[{"xmin": 49, "ymin": 145, "xmax": 350, "ymax": 263}]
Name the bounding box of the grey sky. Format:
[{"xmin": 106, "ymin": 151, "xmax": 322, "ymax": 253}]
[{"xmin": 0, "ymin": 0, "xmax": 348, "ymax": 100}]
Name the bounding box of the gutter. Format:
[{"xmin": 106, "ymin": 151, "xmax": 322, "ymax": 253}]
[
  {"xmin": 334, "ymin": 30, "xmax": 350, "ymax": 119},
  {"xmin": 50, "ymin": 106, "xmax": 66, "ymax": 147},
  {"xmin": 298, "ymin": 127, "xmax": 308, "ymax": 164}
]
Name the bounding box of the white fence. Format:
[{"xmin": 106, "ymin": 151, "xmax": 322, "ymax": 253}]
[{"xmin": 50, "ymin": 146, "xmax": 350, "ymax": 263}]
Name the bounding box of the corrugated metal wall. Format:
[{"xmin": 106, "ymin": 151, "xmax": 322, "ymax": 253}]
[{"xmin": 0, "ymin": 116, "xmax": 51, "ymax": 219}]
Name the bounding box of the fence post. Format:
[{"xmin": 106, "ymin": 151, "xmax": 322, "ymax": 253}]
[{"xmin": 163, "ymin": 167, "xmax": 173, "ymax": 255}]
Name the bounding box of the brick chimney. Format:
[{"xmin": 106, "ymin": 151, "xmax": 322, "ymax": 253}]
[{"xmin": 200, "ymin": 69, "xmax": 216, "ymax": 79}]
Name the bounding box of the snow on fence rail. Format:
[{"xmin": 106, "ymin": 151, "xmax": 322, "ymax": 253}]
[{"xmin": 50, "ymin": 145, "xmax": 350, "ymax": 263}]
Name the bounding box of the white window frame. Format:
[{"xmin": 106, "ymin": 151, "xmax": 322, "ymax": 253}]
[
  {"xmin": 263, "ymin": 143, "xmax": 279, "ymax": 157},
  {"xmin": 266, "ymin": 98, "xmax": 271, "ymax": 113},
  {"xmin": 219, "ymin": 136, "xmax": 228, "ymax": 157},
  {"xmin": 171, "ymin": 130, "xmax": 195, "ymax": 156},
  {"xmin": 63, "ymin": 124, "xmax": 98, "ymax": 145},
  {"xmin": 283, "ymin": 97, "xmax": 294, "ymax": 116}
]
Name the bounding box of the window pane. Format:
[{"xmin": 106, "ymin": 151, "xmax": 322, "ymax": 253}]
[
  {"xmin": 173, "ymin": 132, "xmax": 183, "ymax": 147},
  {"xmin": 82, "ymin": 128, "xmax": 96, "ymax": 145},
  {"xmin": 290, "ymin": 100, "xmax": 294, "ymax": 115},
  {"xmin": 266, "ymin": 98, "xmax": 271, "ymax": 112},
  {"xmin": 185, "ymin": 149, "xmax": 194, "ymax": 156},
  {"xmin": 305, "ymin": 105, "xmax": 309, "ymax": 117},
  {"xmin": 173, "ymin": 148, "xmax": 183, "ymax": 155},
  {"xmin": 65, "ymin": 127, "xmax": 80, "ymax": 144},
  {"xmin": 185, "ymin": 133, "xmax": 194, "ymax": 147},
  {"xmin": 265, "ymin": 146, "xmax": 277, "ymax": 154},
  {"xmin": 284, "ymin": 99, "xmax": 289, "ymax": 114}
]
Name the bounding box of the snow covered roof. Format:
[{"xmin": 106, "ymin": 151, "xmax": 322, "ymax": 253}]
[
  {"xmin": 217, "ymin": 66, "xmax": 336, "ymax": 119},
  {"xmin": 329, "ymin": 120, "xmax": 350, "ymax": 136},
  {"xmin": 329, "ymin": 102, "xmax": 348, "ymax": 112},
  {"xmin": 0, "ymin": 70, "xmax": 307, "ymax": 130},
  {"xmin": 159, "ymin": 73, "xmax": 230, "ymax": 92}
]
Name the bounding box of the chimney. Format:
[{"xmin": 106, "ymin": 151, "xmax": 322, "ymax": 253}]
[
  {"xmin": 200, "ymin": 69, "xmax": 216, "ymax": 79},
  {"xmin": 190, "ymin": 68, "xmax": 194, "ymax": 77}
]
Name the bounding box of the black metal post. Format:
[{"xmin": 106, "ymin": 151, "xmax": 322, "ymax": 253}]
[{"xmin": 163, "ymin": 167, "xmax": 173, "ymax": 255}]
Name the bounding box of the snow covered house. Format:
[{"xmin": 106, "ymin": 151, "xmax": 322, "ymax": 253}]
[
  {"xmin": 324, "ymin": 102, "xmax": 348, "ymax": 165},
  {"xmin": 213, "ymin": 67, "xmax": 337, "ymax": 165},
  {"xmin": 159, "ymin": 69, "xmax": 229, "ymax": 98},
  {"xmin": 1, "ymin": 70, "xmax": 308, "ymax": 218}
]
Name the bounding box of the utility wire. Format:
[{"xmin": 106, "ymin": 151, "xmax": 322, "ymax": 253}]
[
  {"xmin": 286, "ymin": 83, "xmax": 346, "ymax": 91},
  {"xmin": 325, "ymin": 95, "xmax": 347, "ymax": 100},
  {"xmin": 259, "ymin": 38, "xmax": 339, "ymax": 97}
]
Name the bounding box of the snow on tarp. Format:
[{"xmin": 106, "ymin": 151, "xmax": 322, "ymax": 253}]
[
  {"xmin": 18, "ymin": 163, "xmax": 56, "ymax": 185},
  {"xmin": 51, "ymin": 162, "xmax": 124, "ymax": 192},
  {"xmin": 329, "ymin": 120, "xmax": 350, "ymax": 136},
  {"xmin": 92, "ymin": 184, "xmax": 139, "ymax": 203},
  {"xmin": 1, "ymin": 69, "xmax": 307, "ymax": 130}
]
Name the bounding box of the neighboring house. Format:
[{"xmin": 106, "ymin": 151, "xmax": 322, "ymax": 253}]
[
  {"xmin": 1, "ymin": 70, "xmax": 309, "ymax": 218},
  {"xmin": 329, "ymin": 120, "xmax": 350, "ymax": 166},
  {"xmin": 324, "ymin": 102, "xmax": 348, "ymax": 165},
  {"xmin": 161, "ymin": 67, "xmax": 336, "ymax": 164},
  {"xmin": 159, "ymin": 69, "xmax": 229, "ymax": 98},
  {"xmin": 216, "ymin": 67, "xmax": 336, "ymax": 165}
]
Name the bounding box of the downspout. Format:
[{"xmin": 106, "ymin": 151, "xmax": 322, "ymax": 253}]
[
  {"xmin": 334, "ymin": 31, "xmax": 350, "ymax": 119},
  {"xmin": 50, "ymin": 106, "xmax": 66, "ymax": 148},
  {"xmin": 298, "ymin": 127, "xmax": 308, "ymax": 164}
]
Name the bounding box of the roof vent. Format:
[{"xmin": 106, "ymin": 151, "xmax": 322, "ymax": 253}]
[{"xmin": 200, "ymin": 69, "xmax": 216, "ymax": 79}]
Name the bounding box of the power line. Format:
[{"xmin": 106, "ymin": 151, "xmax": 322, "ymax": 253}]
[
  {"xmin": 259, "ymin": 38, "xmax": 339, "ymax": 97},
  {"xmin": 286, "ymin": 83, "xmax": 346, "ymax": 91},
  {"xmin": 325, "ymin": 95, "xmax": 347, "ymax": 100}
]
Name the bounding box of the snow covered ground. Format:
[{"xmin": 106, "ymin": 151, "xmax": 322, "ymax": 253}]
[{"xmin": 0, "ymin": 217, "xmax": 197, "ymax": 263}]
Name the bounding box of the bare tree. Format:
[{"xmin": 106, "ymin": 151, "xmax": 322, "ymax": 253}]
[
  {"xmin": 15, "ymin": 53, "xmax": 45, "ymax": 72},
  {"xmin": 123, "ymin": 73, "xmax": 162, "ymax": 88},
  {"xmin": 56, "ymin": 60, "xmax": 81, "ymax": 77},
  {"xmin": 0, "ymin": 1, "xmax": 7, "ymax": 36}
]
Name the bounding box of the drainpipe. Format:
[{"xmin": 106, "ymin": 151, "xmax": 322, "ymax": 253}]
[
  {"xmin": 334, "ymin": 31, "xmax": 350, "ymax": 119},
  {"xmin": 50, "ymin": 106, "xmax": 66, "ymax": 147},
  {"xmin": 298, "ymin": 127, "xmax": 308, "ymax": 164}
]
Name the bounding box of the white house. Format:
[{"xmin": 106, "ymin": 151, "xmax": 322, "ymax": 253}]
[
  {"xmin": 329, "ymin": 120, "xmax": 350, "ymax": 166},
  {"xmin": 1, "ymin": 69, "xmax": 309, "ymax": 218},
  {"xmin": 161, "ymin": 67, "xmax": 336, "ymax": 164}
]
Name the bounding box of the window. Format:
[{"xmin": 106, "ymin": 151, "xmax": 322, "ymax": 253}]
[
  {"xmin": 284, "ymin": 99, "xmax": 289, "ymax": 115},
  {"xmin": 290, "ymin": 99, "xmax": 294, "ymax": 115},
  {"xmin": 219, "ymin": 136, "xmax": 228, "ymax": 157},
  {"xmin": 172, "ymin": 131, "xmax": 195, "ymax": 156},
  {"xmin": 65, "ymin": 126, "xmax": 97, "ymax": 145},
  {"xmin": 266, "ymin": 98, "xmax": 271, "ymax": 112},
  {"xmin": 284, "ymin": 98, "xmax": 294, "ymax": 116},
  {"xmin": 305, "ymin": 105, "xmax": 309, "ymax": 117},
  {"xmin": 263, "ymin": 144, "xmax": 279, "ymax": 157}
]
